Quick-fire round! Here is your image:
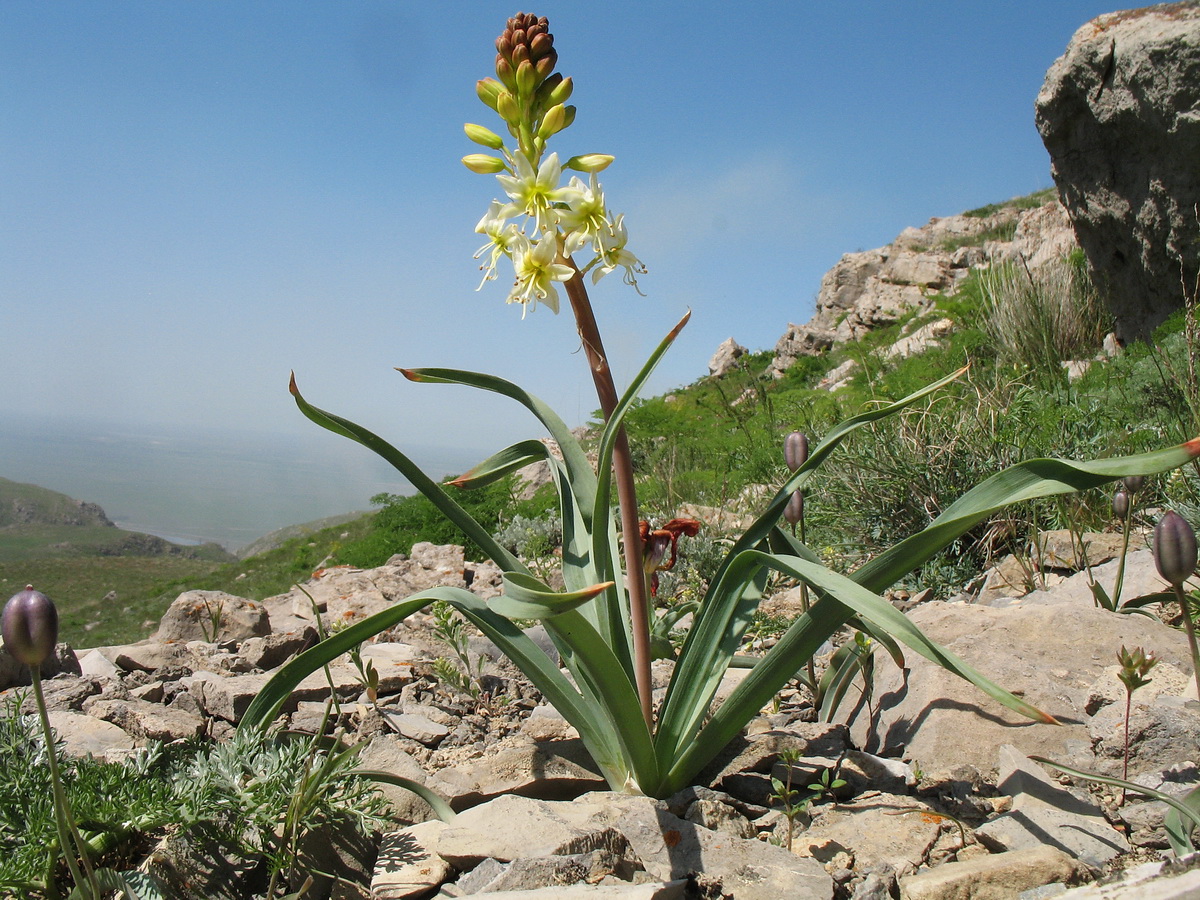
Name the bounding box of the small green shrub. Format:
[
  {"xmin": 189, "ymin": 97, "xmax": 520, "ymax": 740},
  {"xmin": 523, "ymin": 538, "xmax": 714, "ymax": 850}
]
[{"xmin": 978, "ymin": 253, "xmax": 1110, "ymax": 374}]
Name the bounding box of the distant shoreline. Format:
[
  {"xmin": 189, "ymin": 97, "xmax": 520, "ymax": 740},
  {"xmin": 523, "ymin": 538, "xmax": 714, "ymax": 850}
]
[{"xmin": 0, "ymin": 413, "xmax": 486, "ymax": 553}]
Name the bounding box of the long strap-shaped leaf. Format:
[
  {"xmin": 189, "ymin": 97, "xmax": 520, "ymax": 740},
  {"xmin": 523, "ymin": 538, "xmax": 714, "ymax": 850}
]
[
  {"xmin": 237, "ymin": 585, "xmax": 634, "ymax": 788},
  {"xmin": 448, "ymin": 438, "xmax": 599, "ymax": 598},
  {"xmin": 853, "ymin": 438, "xmax": 1200, "ymax": 594},
  {"xmin": 239, "ymin": 588, "xmax": 472, "ymax": 732},
  {"xmin": 397, "ymin": 367, "xmax": 598, "ymax": 520},
  {"xmin": 729, "ymin": 367, "xmax": 968, "ymax": 566},
  {"xmin": 289, "ymin": 375, "xmax": 526, "ymax": 575},
  {"xmin": 540, "ymin": 609, "xmax": 660, "ymax": 792},
  {"xmin": 447, "ymin": 439, "xmax": 557, "ymax": 489},
  {"xmin": 679, "ymin": 367, "xmax": 968, "ymax": 674},
  {"xmin": 658, "ymin": 438, "xmax": 1200, "ymax": 795},
  {"xmin": 659, "ymin": 552, "xmax": 1045, "ymax": 796}
]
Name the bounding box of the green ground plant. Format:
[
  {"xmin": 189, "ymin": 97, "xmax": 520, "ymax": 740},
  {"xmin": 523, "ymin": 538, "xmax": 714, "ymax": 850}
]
[
  {"xmin": 979, "ymin": 251, "xmax": 1109, "ymax": 374},
  {"xmin": 239, "ymin": 12, "xmax": 1200, "ymax": 802}
]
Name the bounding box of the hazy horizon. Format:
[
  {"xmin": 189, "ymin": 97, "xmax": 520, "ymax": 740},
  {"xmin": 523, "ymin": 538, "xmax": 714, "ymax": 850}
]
[{"xmin": 0, "ymin": 410, "xmax": 487, "ymax": 551}]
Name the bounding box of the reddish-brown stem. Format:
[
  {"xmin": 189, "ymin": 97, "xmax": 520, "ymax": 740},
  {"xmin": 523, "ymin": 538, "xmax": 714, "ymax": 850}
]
[{"xmin": 562, "ymin": 262, "xmax": 653, "ymax": 729}]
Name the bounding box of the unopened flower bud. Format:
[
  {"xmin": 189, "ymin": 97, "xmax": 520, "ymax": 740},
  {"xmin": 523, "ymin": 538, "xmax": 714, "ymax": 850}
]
[
  {"xmin": 529, "ymin": 31, "xmax": 554, "ymax": 61},
  {"xmin": 539, "ymin": 73, "xmax": 572, "ymax": 108},
  {"xmin": 784, "ymin": 431, "xmax": 809, "ymax": 472},
  {"xmin": 476, "ymin": 78, "xmax": 504, "ymax": 111},
  {"xmin": 496, "ymin": 91, "xmax": 521, "ymax": 125},
  {"xmin": 1113, "ymin": 489, "xmax": 1130, "ymax": 520},
  {"xmin": 495, "ymin": 56, "xmax": 517, "ymax": 91},
  {"xmin": 464, "ymin": 123, "xmax": 504, "ymax": 149},
  {"xmin": 535, "ymin": 52, "xmax": 556, "ymax": 81},
  {"xmin": 1123, "ymin": 475, "xmax": 1146, "ymax": 495},
  {"xmin": 784, "ymin": 491, "xmax": 804, "ymax": 526},
  {"xmin": 1155, "ymin": 511, "xmax": 1198, "ymax": 586},
  {"xmin": 2, "ymin": 585, "xmax": 58, "ymax": 667},
  {"xmin": 538, "ymin": 103, "xmax": 567, "ymax": 138},
  {"xmin": 462, "ymin": 154, "xmax": 506, "ymax": 174},
  {"xmin": 516, "ymin": 58, "xmax": 539, "ymax": 96},
  {"xmin": 565, "ymin": 153, "xmax": 614, "ymax": 173}
]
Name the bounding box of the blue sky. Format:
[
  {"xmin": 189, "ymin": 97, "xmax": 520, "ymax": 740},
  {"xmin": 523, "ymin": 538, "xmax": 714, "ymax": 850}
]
[{"xmin": 3, "ymin": 1, "xmax": 1116, "ymax": 463}]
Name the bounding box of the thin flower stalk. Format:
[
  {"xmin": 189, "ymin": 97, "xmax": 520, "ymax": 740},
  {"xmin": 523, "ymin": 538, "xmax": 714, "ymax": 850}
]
[{"xmin": 563, "ymin": 266, "xmax": 654, "ymax": 724}]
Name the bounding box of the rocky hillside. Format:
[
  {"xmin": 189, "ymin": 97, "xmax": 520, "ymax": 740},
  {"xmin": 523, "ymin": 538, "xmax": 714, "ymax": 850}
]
[
  {"xmin": 0, "ymin": 476, "xmax": 115, "ymax": 529},
  {"xmin": 0, "ymin": 477, "xmax": 232, "ymax": 562},
  {"xmin": 757, "ymin": 192, "xmax": 1079, "ymax": 381}
]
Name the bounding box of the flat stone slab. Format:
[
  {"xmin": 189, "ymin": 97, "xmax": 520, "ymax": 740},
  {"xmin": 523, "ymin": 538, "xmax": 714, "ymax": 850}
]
[
  {"xmin": 371, "ymin": 820, "xmax": 453, "ymax": 900},
  {"xmin": 47, "ymin": 709, "xmax": 135, "ymax": 757},
  {"xmin": 899, "ymin": 845, "xmax": 1088, "ymax": 900}
]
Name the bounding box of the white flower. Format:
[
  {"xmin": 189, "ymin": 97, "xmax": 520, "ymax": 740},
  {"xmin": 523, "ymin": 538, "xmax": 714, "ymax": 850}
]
[
  {"xmin": 509, "ymin": 234, "xmax": 574, "ymax": 315},
  {"xmin": 558, "ymin": 174, "xmax": 607, "ymax": 255},
  {"xmin": 495, "ymin": 152, "xmax": 581, "ymax": 233},
  {"xmin": 591, "ymin": 214, "xmax": 646, "ymax": 293},
  {"xmin": 473, "ymin": 200, "xmax": 523, "ymax": 289}
]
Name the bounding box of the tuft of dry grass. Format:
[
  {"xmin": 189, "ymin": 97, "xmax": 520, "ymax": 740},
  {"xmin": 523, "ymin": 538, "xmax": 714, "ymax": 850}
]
[{"xmin": 979, "ymin": 253, "xmax": 1110, "ymax": 373}]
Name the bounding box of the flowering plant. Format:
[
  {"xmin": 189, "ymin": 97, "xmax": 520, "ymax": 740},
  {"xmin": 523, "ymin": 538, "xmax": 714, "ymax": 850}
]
[{"xmin": 242, "ymin": 14, "xmax": 1200, "ymax": 798}]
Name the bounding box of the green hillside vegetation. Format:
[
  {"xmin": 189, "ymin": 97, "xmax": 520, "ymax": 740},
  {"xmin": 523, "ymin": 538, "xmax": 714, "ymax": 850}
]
[
  {"xmin": 9, "ymin": 190, "xmax": 1200, "ymax": 651},
  {"xmin": 0, "ymin": 478, "xmax": 235, "ymax": 646}
]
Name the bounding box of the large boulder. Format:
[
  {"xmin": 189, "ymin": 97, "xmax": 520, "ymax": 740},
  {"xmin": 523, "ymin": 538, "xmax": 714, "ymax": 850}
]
[{"xmin": 1036, "ymin": 3, "xmax": 1200, "ymax": 341}]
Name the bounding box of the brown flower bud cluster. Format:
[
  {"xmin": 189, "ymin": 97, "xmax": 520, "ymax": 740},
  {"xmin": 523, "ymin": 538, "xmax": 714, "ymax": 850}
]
[{"xmin": 477, "ymin": 12, "xmax": 575, "ymax": 160}]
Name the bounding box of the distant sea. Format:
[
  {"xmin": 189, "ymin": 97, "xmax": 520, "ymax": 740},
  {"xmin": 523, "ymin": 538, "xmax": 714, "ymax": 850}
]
[{"xmin": 0, "ymin": 413, "xmax": 485, "ymax": 552}]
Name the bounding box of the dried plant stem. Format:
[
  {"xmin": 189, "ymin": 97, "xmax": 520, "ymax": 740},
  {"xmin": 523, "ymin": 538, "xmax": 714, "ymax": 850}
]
[{"xmin": 563, "ymin": 266, "xmax": 653, "ymax": 727}]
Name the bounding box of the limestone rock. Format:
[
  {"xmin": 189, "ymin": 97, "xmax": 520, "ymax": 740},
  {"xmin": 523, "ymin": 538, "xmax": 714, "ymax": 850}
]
[
  {"xmin": 708, "ymin": 337, "xmax": 747, "ymax": 377},
  {"xmin": 898, "ymin": 845, "xmax": 1089, "ymax": 900},
  {"xmin": 882, "ymin": 317, "xmax": 955, "ymax": 360},
  {"xmin": 82, "ymin": 696, "xmax": 206, "ymax": 742},
  {"xmin": 428, "ymin": 737, "xmax": 607, "ymax": 808},
  {"xmin": 845, "ymin": 597, "xmax": 1195, "ymax": 774},
  {"xmin": 767, "ymin": 324, "xmax": 835, "ymax": 378},
  {"xmin": 156, "ymin": 590, "xmax": 270, "ymax": 643},
  {"xmin": 1036, "ymin": 3, "xmax": 1200, "ymax": 341},
  {"xmin": 46, "ymin": 709, "xmax": 136, "ymax": 757}
]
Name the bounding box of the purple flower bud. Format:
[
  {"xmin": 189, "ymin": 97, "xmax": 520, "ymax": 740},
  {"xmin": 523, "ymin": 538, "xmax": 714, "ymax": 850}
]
[
  {"xmin": 784, "ymin": 491, "xmax": 804, "ymax": 526},
  {"xmin": 1154, "ymin": 511, "xmax": 1198, "ymax": 586},
  {"xmin": 2, "ymin": 585, "xmax": 59, "ymax": 667},
  {"xmin": 784, "ymin": 431, "xmax": 809, "ymax": 473},
  {"xmin": 1122, "ymin": 475, "xmax": 1146, "ymax": 495},
  {"xmin": 1113, "ymin": 489, "xmax": 1130, "ymax": 520}
]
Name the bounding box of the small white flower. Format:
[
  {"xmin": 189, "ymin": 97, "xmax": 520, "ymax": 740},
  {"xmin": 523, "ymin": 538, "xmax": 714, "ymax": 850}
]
[
  {"xmin": 495, "ymin": 151, "xmax": 581, "ymax": 233},
  {"xmin": 509, "ymin": 234, "xmax": 574, "ymax": 316},
  {"xmin": 473, "ymin": 200, "xmax": 522, "ymax": 289},
  {"xmin": 558, "ymin": 174, "xmax": 607, "ymax": 255},
  {"xmin": 591, "ymin": 214, "xmax": 646, "ymax": 293}
]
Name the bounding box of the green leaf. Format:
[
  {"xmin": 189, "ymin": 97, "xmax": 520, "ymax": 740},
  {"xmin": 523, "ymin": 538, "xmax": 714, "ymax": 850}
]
[
  {"xmin": 239, "ymin": 588, "xmax": 465, "ymax": 733},
  {"xmin": 396, "ymin": 366, "xmax": 597, "ymax": 517},
  {"xmin": 447, "ymin": 440, "xmax": 557, "ymax": 490},
  {"xmin": 489, "ymin": 572, "xmax": 615, "ymax": 620},
  {"xmin": 289, "ymin": 376, "xmax": 526, "ymax": 575},
  {"xmin": 1165, "ymin": 784, "xmax": 1200, "ymax": 857},
  {"xmin": 1032, "ymin": 756, "xmax": 1200, "ymax": 856},
  {"xmin": 854, "ymin": 439, "xmax": 1200, "ymax": 595},
  {"xmin": 357, "ymin": 771, "xmax": 457, "ymax": 823},
  {"xmin": 587, "ymin": 311, "xmax": 690, "ymax": 650}
]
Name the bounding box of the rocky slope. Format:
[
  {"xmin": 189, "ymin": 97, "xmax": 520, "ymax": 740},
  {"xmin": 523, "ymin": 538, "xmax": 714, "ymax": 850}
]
[
  {"xmin": 6, "ymin": 533, "xmax": 1197, "ymax": 899},
  {"xmin": 754, "ymin": 194, "xmax": 1079, "ymax": 382}
]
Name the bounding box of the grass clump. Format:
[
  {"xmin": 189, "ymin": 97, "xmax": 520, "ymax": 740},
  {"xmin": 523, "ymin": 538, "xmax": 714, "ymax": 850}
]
[{"xmin": 979, "ymin": 251, "xmax": 1110, "ymax": 373}]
